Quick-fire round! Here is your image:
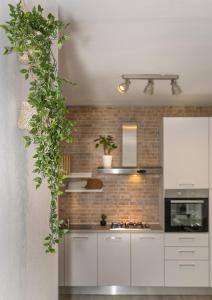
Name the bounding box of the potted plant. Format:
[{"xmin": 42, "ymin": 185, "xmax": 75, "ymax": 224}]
[
  {"xmin": 100, "ymin": 214, "xmax": 107, "ymax": 226},
  {"xmin": 94, "ymin": 135, "xmax": 117, "ymax": 168}
]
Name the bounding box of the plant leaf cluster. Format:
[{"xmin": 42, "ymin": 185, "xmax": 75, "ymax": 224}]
[
  {"xmin": 1, "ymin": 2, "xmax": 74, "ymax": 253},
  {"xmin": 94, "ymin": 135, "xmax": 117, "ymax": 155}
]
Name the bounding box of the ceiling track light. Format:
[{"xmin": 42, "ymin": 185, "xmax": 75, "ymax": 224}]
[
  {"xmin": 143, "ymin": 80, "xmax": 154, "ymax": 95},
  {"xmin": 171, "ymin": 79, "xmax": 182, "ymax": 95},
  {"xmin": 117, "ymin": 78, "xmax": 131, "ymax": 94},
  {"xmin": 117, "ymin": 74, "xmax": 182, "ymax": 96}
]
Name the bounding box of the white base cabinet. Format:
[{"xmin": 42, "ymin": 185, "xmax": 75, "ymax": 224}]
[
  {"xmin": 98, "ymin": 233, "xmax": 131, "ymax": 286},
  {"xmin": 165, "ymin": 260, "xmax": 209, "ymax": 287},
  {"xmin": 131, "ymin": 233, "xmax": 164, "ymax": 286},
  {"xmin": 165, "ymin": 233, "xmax": 209, "ymax": 287},
  {"xmin": 65, "ymin": 233, "xmax": 97, "ymax": 286}
]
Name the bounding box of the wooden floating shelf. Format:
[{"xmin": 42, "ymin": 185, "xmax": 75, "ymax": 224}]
[
  {"xmin": 65, "ymin": 188, "xmax": 103, "ymax": 193},
  {"xmin": 65, "ymin": 172, "xmax": 92, "ymax": 179}
]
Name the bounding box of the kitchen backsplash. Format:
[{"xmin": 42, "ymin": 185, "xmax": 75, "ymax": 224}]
[{"xmin": 59, "ymin": 106, "xmax": 212, "ymax": 224}]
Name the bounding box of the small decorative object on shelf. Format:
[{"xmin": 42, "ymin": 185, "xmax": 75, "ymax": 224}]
[
  {"xmin": 100, "ymin": 214, "xmax": 107, "ymax": 226},
  {"xmin": 62, "ymin": 153, "xmax": 72, "ymax": 176},
  {"xmin": 85, "ymin": 178, "xmax": 103, "ymax": 190},
  {"xmin": 94, "ymin": 135, "xmax": 117, "ymax": 168}
]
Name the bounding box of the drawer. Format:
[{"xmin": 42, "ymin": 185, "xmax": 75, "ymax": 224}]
[
  {"xmin": 165, "ymin": 247, "xmax": 208, "ymax": 260},
  {"xmin": 165, "ymin": 233, "xmax": 208, "ymax": 247},
  {"xmin": 165, "ymin": 260, "xmax": 209, "ymax": 287}
]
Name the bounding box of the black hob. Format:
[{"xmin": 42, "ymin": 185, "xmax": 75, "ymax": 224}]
[{"xmin": 110, "ymin": 222, "xmax": 150, "ymax": 230}]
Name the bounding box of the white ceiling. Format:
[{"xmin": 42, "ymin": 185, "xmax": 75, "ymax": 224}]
[{"xmin": 57, "ymin": 0, "xmax": 212, "ymax": 106}]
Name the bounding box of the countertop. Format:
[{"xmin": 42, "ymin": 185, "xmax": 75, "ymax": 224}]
[{"xmin": 66, "ymin": 223, "xmax": 164, "ymax": 233}]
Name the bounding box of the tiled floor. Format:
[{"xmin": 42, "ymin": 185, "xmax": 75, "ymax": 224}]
[{"xmin": 59, "ymin": 296, "xmax": 212, "ymax": 300}]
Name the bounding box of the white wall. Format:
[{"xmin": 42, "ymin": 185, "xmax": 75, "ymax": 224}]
[{"xmin": 0, "ymin": 1, "xmax": 58, "ymax": 299}]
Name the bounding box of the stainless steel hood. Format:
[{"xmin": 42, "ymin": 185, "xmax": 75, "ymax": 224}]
[
  {"xmin": 97, "ymin": 166, "xmax": 162, "ymax": 175},
  {"xmin": 97, "ymin": 123, "xmax": 162, "ymax": 175}
]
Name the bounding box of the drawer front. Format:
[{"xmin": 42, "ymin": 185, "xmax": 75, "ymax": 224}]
[
  {"xmin": 165, "ymin": 260, "xmax": 209, "ymax": 287},
  {"xmin": 165, "ymin": 233, "xmax": 208, "ymax": 247},
  {"xmin": 165, "ymin": 247, "xmax": 208, "ymax": 260}
]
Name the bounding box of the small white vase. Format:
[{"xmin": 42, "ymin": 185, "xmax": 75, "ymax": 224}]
[{"xmin": 103, "ymin": 155, "xmax": 112, "ymax": 168}]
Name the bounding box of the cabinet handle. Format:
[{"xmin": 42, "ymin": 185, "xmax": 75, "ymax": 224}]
[
  {"xmin": 106, "ymin": 237, "xmax": 122, "ymax": 240},
  {"xmin": 178, "ymin": 250, "xmax": 195, "ymax": 253},
  {"xmin": 179, "ymin": 183, "xmax": 195, "ymax": 187},
  {"xmin": 139, "ymin": 237, "xmax": 155, "ymax": 240},
  {"xmin": 178, "ymin": 237, "xmax": 195, "ymax": 240},
  {"xmin": 179, "ymin": 263, "xmax": 196, "ymax": 267},
  {"xmin": 72, "ymin": 236, "xmax": 89, "ymax": 239}
]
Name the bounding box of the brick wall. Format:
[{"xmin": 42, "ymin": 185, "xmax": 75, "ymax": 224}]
[{"xmin": 59, "ymin": 106, "xmax": 212, "ymax": 224}]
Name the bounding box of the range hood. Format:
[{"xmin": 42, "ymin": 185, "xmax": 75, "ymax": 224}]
[{"xmin": 97, "ymin": 123, "xmax": 162, "ymax": 175}]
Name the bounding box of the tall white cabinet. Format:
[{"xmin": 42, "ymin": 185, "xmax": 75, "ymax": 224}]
[{"xmin": 162, "ymin": 117, "xmax": 209, "ymax": 189}]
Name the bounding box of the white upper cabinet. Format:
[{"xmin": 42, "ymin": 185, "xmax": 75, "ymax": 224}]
[
  {"xmin": 131, "ymin": 233, "xmax": 164, "ymax": 287},
  {"xmin": 209, "ymin": 118, "xmax": 212, "ymax": 188},
  {"xmin": 65, "ymin": 233, "xmax": 97, "ymax": 286},
  {"xmin": 162, "ymin": 117, "xmax": 209, "ymax": 189},
  {"xmin": 98, "ymin": 233, "xmax": 131, "ymax": 286}
]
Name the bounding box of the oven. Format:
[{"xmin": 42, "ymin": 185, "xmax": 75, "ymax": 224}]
[{"xmin": 165, "ymin": 189, "xmax": 209, "ymax": 232}]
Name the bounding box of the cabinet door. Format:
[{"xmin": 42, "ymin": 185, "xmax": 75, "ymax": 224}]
[
  {"xmin": 165, "ymin": 260, "xmax": 209, "ymax": 287},
  {"xmin": 98, "ymin": 233, "xmax": 130, "ymax": 286},
  {"xmin": 209, "ymin": 118, "xmax": 212, "ymax": 188},
  {"xmin": 65, "ymin": 233, "xmax": 97, "ymax": 286},
  {"xmin": 163, "ymin": 117, "xmax": 209, "ymax": 189},
  {"xmin": 59, "ymin": 237, "xmax": 65, "ymax": 286},
  {"xmin": 131, "ymin": 233, "xmax": 164, "ymax": 286}
]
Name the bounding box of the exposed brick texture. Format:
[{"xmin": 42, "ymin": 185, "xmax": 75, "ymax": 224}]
[{"xmin": 59, "ymin": 106, "xmax": 212, "ymax": 224}]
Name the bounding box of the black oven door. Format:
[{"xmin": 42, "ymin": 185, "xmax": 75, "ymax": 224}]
[{"xmin": 165, "ymin": 198, "xmax": 208, "ymax": 232}]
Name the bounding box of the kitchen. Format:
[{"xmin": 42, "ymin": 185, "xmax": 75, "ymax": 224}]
[
  {"xmin": 1, "ymin": 0, "xmax": 212, "ymax": 300},
  {"xmin": 59, "ymin": 110, "xmax": 212, "ymax": 298}
]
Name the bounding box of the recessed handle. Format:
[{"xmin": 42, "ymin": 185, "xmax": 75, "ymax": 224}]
[
  {"xmin": 178, "ymin": 250, "xmax": 195, "ymax": 253},
  {"xmin": 179, "ymin": 183, "xmax": 195, "ymax": 187},
  {"xmin": 178, "ymin": 237, "xmax": 195, "ymax": 240},
  {"xmin": 139, "ymin": 237, "xmax": 155, "ymax": 240},
  {"xmin": 106, "ymin": 236, "xmax": 122, "ymax": 240},
  {"xmin": 179, "ymin": 263, "xmax": 196, "ymax": 267},
  {"xmin": 72, "ymin": 236, "xmax": 89, "ymax": 239}
]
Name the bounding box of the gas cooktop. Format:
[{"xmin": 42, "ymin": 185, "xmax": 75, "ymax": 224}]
[{"xmin": 110, "ymin": 222, "xmax": 151, "ymax": 230}]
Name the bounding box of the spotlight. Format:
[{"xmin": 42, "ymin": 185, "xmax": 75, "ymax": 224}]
[
  {"xmin": 143, "ymin": 80, "xmax": 154, "ymax": 95},
  {"xmin": 117, "ymin": 79, "xmax": 131, "ymax": 94},
  {"xmin": 171, "ymin": 79, "xmax": 182, "ymax": 95}
]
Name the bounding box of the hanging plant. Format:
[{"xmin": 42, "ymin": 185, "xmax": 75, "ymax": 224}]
[{"xmin": 1, "ymin": 2, "xmax": 75, "ymax": 253}]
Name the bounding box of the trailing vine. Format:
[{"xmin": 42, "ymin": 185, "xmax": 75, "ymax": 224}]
[{"xmin": 1, "ymin": 2, "xmax": 74, "ymax": 253}]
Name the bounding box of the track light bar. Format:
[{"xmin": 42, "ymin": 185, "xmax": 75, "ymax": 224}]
[
  {"xmin": 117, "ymin": 74, "xmax": 182, "ymax": 95},
  {"xmin": 121, "ymin": 74, "xmax": 179, "ymax": 80}
]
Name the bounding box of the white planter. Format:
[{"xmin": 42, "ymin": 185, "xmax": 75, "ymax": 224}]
[{"xmin": 103, "ymin": 155, "xmax": 112, "ymax": 168}]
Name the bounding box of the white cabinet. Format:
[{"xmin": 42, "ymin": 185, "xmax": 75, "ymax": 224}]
[
  {"xmin": 165, "ymin": 260, "xmax": 209, "ymax": 287},
  {"xmin": 209, "ymin": 119, "xmax": 212, "ymax": 188},
  {"xmin": 163, "ymin": 117, "xmax": 209, "ymax": 189},
  {"xmin": 98, "ymin": 233, "xmax": 131, "ymax": 286},
  {"xmin": 165, "ymin": 233, "xmax": 209, "ymax": 287},
  {"xmin": 59, "ymin": 237, "xmax": 65, "ymax": 286},
  {"xmin": 65, "ymin": 233, "xmax": 97, "ymax": 286},
  {"xmin": 131, "ymin": 233, "xmax": 164, "ymax": 286}
]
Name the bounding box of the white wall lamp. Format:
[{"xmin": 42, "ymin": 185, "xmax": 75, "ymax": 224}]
[{"xmin": 117, "ymin": 74, "xmax": 182, "ymax": 95}]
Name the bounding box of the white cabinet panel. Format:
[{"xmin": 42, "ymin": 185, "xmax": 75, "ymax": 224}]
[
  {"xmin": 165, "ymin": 233, "xmax": 208, "ymax": 247},
  {"xmin": 163, "ymin": 117, "xmax": 209, "ymax": 189},
  {"xmin": 209, "ymin": 119, "xmax": 212, "ymax": 188},
  {"xmin": 98, "ymin": 233, "xmax": 130, "ymax": 286},
  {"xmin": 65, "ymin": 233, "xmax": 97, "ymax": 286},
  {"xmin": 59, "ymin": 237, "xmax": 65, "ymax": 286},
  {"xmin": 165, "ymin": 247, "xmax": 208, "ymax": 260},
  {"xmin": 131, "ymin": 234, "xmax": 164, "ymax": 286},
  {"xmin": 165, "ymin": 260, "xmax": 209, "ymax": 287}
]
